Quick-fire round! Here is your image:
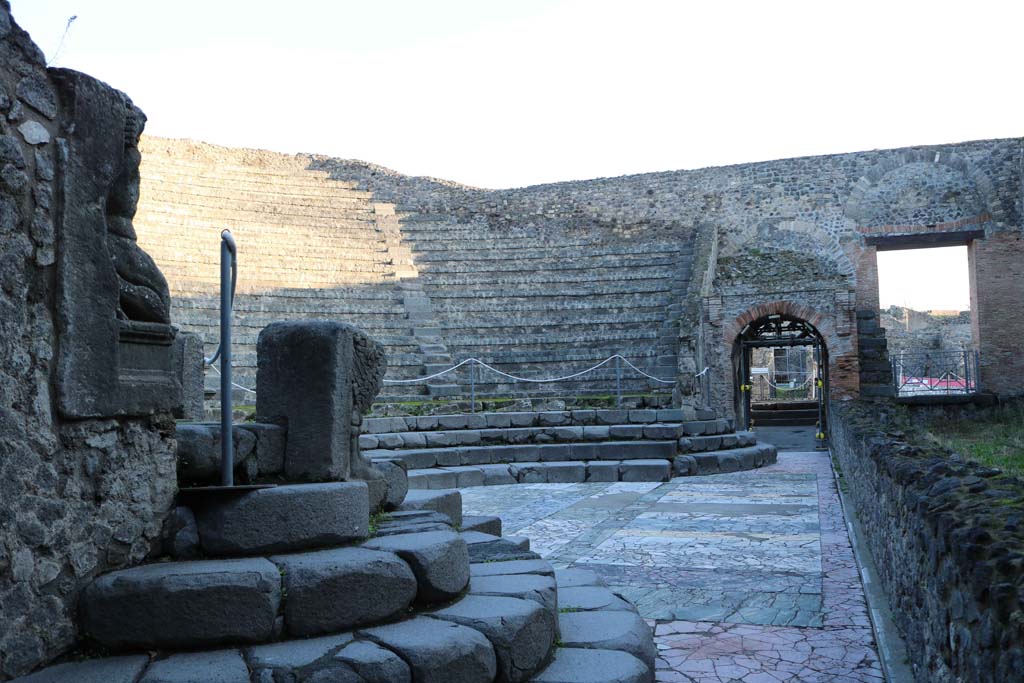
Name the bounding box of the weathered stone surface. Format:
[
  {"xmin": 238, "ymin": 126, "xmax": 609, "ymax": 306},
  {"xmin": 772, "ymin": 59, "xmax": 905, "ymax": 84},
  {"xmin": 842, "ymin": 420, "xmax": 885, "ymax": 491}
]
[
  {"xmin": 16, "ymin": 75, "xmax": 56, "ymax": 119},
  {"xmin": 559, "ymin": 611, "xmax": 656, "ymax": 672},
  {"xmin": 16, "ymin": 120, "xmax": 48, "ymax": 145},
  {"xmin": 271, "ymin": 547, "xmax": 417, "ymax": 636},
  {"xmin": 469, "ymin": 573, "xmax": 559, "ymax": 613},
  {"xmin": 333, "ymin": 640, "xmax": 411, "ymax": 683},
  {"xmin": 80, "ymin": 558, "xmax": 281, "ymax": 649},
  {"xmin": 160, "ymin": 506, "xmax": 200, "ymax": 559},
  {"xmin": 140, "ymin": 650, "xmax": 250, "ymax": 683},
  {"xmin": 175, "ymin": 423, "xmax": 256, "ymax": 482},
  {"xmin": 8, "ymin": 656, "xmax": 149, "ymax": 683},
  {"xmin": 554, "ymin": 568, "xmax": 602, "ymax": 588},
  {"xmin": 531, "ymin": 647, "xmax": 650, "ymax": 683},
  {"xmin": 618, "ymin": 459, "xmax": 670, "ymax": 482},
  {"xmin": 362, "ymin": 530, "xmax": 469, "ymax": 603},
  {"xmin": 470, "ymin": 559, "xmax": 555, "ymax": 578},
  {"xmin": 372, "ymin": 459, "xmax": 408, "ymax": 510},
  {"xmin": 431, "ymin": 595, "xmax": 556, "ymax": 682},
  {"xmin": 398, "ymin": 489, "xmax": 463, "ymax": 527},
  {"xmin": 358, "ymin": 616, "xmax": 496, "ymax": 683},
  {"xmin": 248, "ymin": 632, "xmax": 353, "ymax": 671},
  {"xmin": 194, "ymin": 482, "xmax": 369, "ymax": 555},
  {"xmin": 557, "ymin": 586, "xmax": 633, "ymax": 612},
  {"xmin": 465, "ymin": 534, "xmax": 541, "ymax": 563},
  {"xmin": 462, "ymin": 515, "xmax": 502, "ymax": 536},
  {"xmin": 256, "ymin": 320, "xmax": 384, "ymax": 482},
  {"xmin": 237, "ymin": 422, "xmax": 287, "ymax": 477},
  {"xmin": 586, "ymin": 460, "xmax": 620, "ymax": 482}
]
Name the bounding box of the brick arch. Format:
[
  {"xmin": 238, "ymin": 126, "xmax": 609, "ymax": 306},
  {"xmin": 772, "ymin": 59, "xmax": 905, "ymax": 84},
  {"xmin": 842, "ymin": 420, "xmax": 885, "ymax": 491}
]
[{"xmin": 723, "ymin": 301, "xmax": 838, "ymax": 353}]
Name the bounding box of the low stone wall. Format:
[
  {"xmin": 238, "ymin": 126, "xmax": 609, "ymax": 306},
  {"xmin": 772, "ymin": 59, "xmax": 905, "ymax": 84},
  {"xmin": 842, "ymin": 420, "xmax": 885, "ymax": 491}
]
[{"xmin": 828, "ymin": 400, "xmax": 1024, "ymax": 683}]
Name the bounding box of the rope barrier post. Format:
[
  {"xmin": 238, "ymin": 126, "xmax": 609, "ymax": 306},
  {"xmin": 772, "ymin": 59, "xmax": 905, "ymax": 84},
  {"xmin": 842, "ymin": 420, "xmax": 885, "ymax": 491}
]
[
  {"xmin": 470, "ymin": 361, "xmax": 476, "ymax": 414},
  {"xmin": 615, "ymin": 355, "xmax": 622, "ymax": 407},
  {"xmin": 219, "ymin": 230, "xmax": 236, "ymax": 487}
]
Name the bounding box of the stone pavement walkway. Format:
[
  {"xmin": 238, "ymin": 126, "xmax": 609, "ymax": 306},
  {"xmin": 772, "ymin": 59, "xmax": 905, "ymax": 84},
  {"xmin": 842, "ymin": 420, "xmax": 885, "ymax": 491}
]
[{"xmin": 461, "ymin": 452, "xmax": 884, "ymax": 682}]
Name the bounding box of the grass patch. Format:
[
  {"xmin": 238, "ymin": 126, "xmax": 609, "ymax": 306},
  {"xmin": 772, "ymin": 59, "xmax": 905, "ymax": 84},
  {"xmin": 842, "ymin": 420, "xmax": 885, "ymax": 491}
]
[
  {"xmin": 924, "ymin": 403, "xmax": 1024, "ymax": 477},
  {"xmin": 368, "ymin": 511, "xmax": 391, "ymax": 537}
]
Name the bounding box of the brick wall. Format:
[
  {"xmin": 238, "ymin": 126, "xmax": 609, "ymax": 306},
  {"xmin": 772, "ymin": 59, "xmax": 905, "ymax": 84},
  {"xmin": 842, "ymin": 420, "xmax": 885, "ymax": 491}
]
[{"xmin": 971, "ymin": 231, "xmax": 1024, "ymax": 395}]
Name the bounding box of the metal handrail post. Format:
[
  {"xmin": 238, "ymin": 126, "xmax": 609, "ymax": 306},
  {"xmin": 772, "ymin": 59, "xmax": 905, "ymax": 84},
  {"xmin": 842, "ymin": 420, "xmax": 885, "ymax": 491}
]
[
  {"xmin": 470, "ymin": 361, "xmax": 476, "ymax": 414},
  {"xmin": 615, "ymin": 355, "xmax": 622, "ymax": 407},
  {"xmin": 219, "ymin": 230, "xmax": 237, "ymax": 487}
]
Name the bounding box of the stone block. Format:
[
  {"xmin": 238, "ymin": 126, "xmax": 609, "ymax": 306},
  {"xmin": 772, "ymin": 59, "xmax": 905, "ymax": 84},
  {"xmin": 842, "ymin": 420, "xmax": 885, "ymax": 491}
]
[
  {"xmin": 512, "ymin": 462, "xmax": 547, "ymax": 483},
  {"xmin": 594, "ymin": 410, "xmax": 628, "ymax": 425},
  {"xmin": 559, "ymin": 611, "xmax": 656, "ymax": 673},
  {"xmin": 672, "ymin": 455, "xmax": 697, "ymax": 477},
  {"xmin": 416, "ymin": 416, "xmax": 440, "ymax": 431},
  {"xmin": 545, "ymin": 462, "xmax": 586, "ymax": 483},
  {"xmin": 549, "ymin": 426, "xmax": 584, "ymax": 442},
  {"xmin": 271, "ymin": 547, "xmax": 416, "ymax": 636},
  {"xmin": 618, "ymin": 459, "xmax": 670, "ymax": 482},
  {"xmin": 537, "ymin": 411, "xmax": 569, "ymax": 426},
  {"xmin": 9, "ymin": 656, "xmax": 149, "ymax": 683},
  {"xmin": 586, "ymin": 460, "xmax": 620, "ymax": 482},
  {"xmin": 557, "ymin": 586, "xmax": 634, "ymax": 612},
  {"xmin": 570, "ymin": 410, "xmax": 597, "ymax": 424},
  {"xmin": 582, "ymin": 426, "xmax": 610, "ymax": 441},
  {"xmin": 434, "ymin": 449, "xmax": 462, "ymax": 467},
  {"xmin": 161, "ymin": 506, "xmax": 200, "ymax": 559},
  {"xmin": 256, "ymin": 321, "xmax": 384, "ymax": 481},
  {"xmin": 333, "ymin": 640, "xmax": 411, "ymax": 683},
  {"xmin": 173, "ymin": 331, "xmax": 205, "ymax": 421},
  {"xmin": 531, "ymin": 648, "xmax": 650, "ymax": 683},
  {"xmin": 402, "ymin": 433, "xmax": 427, "ymax": 449},
  {"xmin": 719, "ymin": 454, "xmax": 741, "ymax": 473},
  {"xmin": 442, "ymin": 465, "xmax": 485, "ymax": 488},
  {"xmin": 398, "ymin": 489, "xmax": 463, "ymax": 528},
  {"xmin": 462, "ymin": 515, "xmax": 502, "ymax": 536},
  {"xmin": 627, "ymin": 410, "xmax": 657, "ymax": 424},
  {"xmin": 140, "ymin": 650, "xmax": 250, "ymax": 683},
  {"xmin": 239, "ymin": 423, "xmax": 287, "ymax": 477},
  {"xmin": 507, "ymin": 412, "xmax": 537, "ymax": 427},
  {"xmin": 469, "ymin": 573, "xmax": 559, "ymax": 614},
  {"xmin": 479, "ymin": 463, "xmax": 516, "ymax": 485},
  {"xmin": 438, "ymin": 414, "xmax": 469, "ymax": 430},
  {"xmin": 642, "ymin": 424, "xmax": 679, "ymax": 440},
  {"xmin": 80, "ymin": 558, "xmax": 281, "ymax": 649},
  {"xmin": 408, "ymin": 469, "xmax": 457, "ymax": 490},
  {"xmin": 608, "ymin": 424, "xmax": 644, "ymax": 439},
  {"xmin": 485, "ymin": 413, "xmax": 513, "ymax": 428},
  {"xmin": 691, "ymin": 453, "xmax": 722, "ymax": 475},
  {"xmin": 374, "ymin": 459, "xmax": 409, "ymax": 510},
  {"xmin": 176, "ymin": 423, "xmax": 256, "ymax": 482},
  {"xmin": 479, "ymin": 429, "xmax": 508, "ymax": 444},
  {"xmin": 470, "ymin": 559, "xmax": 555, "ymax": 578},
  {"xmin": 537, "ymin": 444, "xmax": 572, "ymax": 462},
  {"xmin": 425, "ymin": 432, "xmax": 459, "ymax": 448},
  {"xmin": 194, "ymin": 482, "xmax": 369, "ymax": 556},
  {"xmin": 465, "ymin": 535, "xmax": 541, "ymax": 564},
  {"xmin": 358, "ymin": 617, "xmax": 496, "ymax": 683},
  {"xmin": 455, "ymin": 431, "xmax": 482, "ymax": 446},
  {"xmin": 362, "ymin": 530, "xmax": 469, "ymax": 603},
  {"xmin": 248, "ymin": 633, "xmax": 354, "ymax": 671},
  {"xmin": 656, "ymin": 409, "xmax": 685, "ymax": 422},
  {"xmin": 431, "ymin": 595, "xmax": 556, "ymax": 682}
]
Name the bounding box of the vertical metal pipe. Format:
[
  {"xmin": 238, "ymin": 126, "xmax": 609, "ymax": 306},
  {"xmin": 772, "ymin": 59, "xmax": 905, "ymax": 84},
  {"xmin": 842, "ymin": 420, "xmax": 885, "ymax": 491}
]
[
  {"xmin": 470, "ymin": 362, "xmax": 476, "ymax": 414},
  {"xmin": 220, "ymin": 235, "xmax": 234, "ymax": 487},
  {"xmin": 615, "ymin": 356, "xmax": 622, "ymax": 407}
]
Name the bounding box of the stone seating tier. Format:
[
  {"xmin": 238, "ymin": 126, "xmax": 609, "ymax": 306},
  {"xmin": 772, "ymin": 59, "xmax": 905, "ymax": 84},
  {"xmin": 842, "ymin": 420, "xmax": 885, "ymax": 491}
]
[{"xmin": 15, "ymin": 481, "xmax": 657, "ymax": 682}]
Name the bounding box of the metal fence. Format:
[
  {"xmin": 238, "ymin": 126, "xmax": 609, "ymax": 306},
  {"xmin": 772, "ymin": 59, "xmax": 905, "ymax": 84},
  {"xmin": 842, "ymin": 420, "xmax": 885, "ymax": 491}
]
[{"xmin": 891, "ymin": 349, "xmax": 979, "ymax": 397}]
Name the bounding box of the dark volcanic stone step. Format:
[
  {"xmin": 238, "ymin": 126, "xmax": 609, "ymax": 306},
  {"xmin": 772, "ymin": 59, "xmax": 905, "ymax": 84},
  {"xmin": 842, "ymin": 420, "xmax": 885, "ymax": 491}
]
[{"xmin": 80, "ymin": 558, "xmax": 281, "ymax": 650}]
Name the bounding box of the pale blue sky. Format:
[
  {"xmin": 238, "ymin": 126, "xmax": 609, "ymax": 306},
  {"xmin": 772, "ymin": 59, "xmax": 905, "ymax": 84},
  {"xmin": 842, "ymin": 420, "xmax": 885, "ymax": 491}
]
[{"xmin": 11, "ymin": 1, "xmax": 1004, "ymax": 310}]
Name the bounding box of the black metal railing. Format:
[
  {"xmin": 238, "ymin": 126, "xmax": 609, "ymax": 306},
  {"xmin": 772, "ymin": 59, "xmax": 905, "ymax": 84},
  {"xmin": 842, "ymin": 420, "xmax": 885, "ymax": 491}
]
[{"xmin": 891, "ymin": 349, "xmax": 979, "ymax": 397}]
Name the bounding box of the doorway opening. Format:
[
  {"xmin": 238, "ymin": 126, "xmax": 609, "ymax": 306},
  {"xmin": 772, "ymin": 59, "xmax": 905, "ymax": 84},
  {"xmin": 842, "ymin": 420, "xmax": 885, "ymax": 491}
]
[
  {"xmin": 876, "ymin": 245, "xmax": 977, "ymax": 397},
  {"xmin": 734, "ymin": 314, "xmax": 827, "ymax": 434}
]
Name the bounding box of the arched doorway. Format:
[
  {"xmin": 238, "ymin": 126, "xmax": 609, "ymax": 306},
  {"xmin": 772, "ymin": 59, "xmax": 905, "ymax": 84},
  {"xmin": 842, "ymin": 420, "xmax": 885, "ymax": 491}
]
[{"xmin": 733, "ymin": 314, "xmax": 828, "ymax": 438}]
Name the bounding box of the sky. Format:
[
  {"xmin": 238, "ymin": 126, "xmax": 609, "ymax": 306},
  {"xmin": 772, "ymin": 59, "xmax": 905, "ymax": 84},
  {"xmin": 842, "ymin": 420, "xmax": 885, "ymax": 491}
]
[
  {"xmin": 11, "ymin": 0, "xmax": 1014, "ymax": 311},
  {"xmin": 877, "ymin": 246, "xmax": 969, "ymax": 312}
]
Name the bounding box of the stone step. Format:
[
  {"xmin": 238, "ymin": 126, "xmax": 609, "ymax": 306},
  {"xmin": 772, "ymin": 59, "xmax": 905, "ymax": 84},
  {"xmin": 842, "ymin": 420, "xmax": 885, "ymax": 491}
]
[
  {"xmin": 672, "ymin": 442, "xmax": 779, "ymax": 476},
  {"xmin": 397, "ymin": 489, "xmax": 463, "ymax": 528},
  {"xmin": 361, "ymin": 424, "xmax": 685, "ymax": 450},
  {"xmin": 367, "ymin": 440, "xmax": 678, "ymax": 470},
  {"xmin": 406, "ymin": 459, "xmax": 672, "ymax": 487},
  {"xmin": 362, "ymin": 409, "xmax": 709, "ymax": 433},
  {"xmin": 189, "ymin": 482, "xmax": 370, "ymax": 556}
]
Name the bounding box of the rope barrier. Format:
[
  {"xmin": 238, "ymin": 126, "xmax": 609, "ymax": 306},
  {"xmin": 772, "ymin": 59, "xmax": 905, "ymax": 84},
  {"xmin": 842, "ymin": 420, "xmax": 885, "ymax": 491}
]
[
  {"xmin": 208, "ymin": 363, "xmax": 257, "ymax": 394},
  {"xmin": 382, "ymin": 354, "xmax": 676, "ymax": 385}
]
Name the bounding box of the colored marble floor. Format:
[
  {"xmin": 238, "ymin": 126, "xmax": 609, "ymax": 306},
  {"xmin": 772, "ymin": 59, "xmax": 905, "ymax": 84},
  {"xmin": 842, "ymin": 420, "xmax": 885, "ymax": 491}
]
[{"xmin": 460, "ymin": 452, "xmax": 884, "ymax": 682}]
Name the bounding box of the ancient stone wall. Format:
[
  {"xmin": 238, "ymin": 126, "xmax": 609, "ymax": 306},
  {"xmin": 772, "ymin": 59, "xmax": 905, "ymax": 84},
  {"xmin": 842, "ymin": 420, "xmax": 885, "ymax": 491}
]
[
  {"xmin": 135, "ymin": 124, "xmax": 1022, "ymax": 410},
  {"xmin": 880, "ymin": 306, "xmax": 973, "ymax": 356},
  {"xmin": 0, "ymin": 7, "xmax": 176, "ymax": 678},
  {"xmin": 829, "ymin": 401, "xmax": 1024, "ymax": 683}
]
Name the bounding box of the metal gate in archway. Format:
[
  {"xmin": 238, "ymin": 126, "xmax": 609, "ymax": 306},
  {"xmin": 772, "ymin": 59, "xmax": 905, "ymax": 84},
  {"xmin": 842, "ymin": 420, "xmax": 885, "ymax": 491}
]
[{"xmin": 735, "ymin": 314, "xmax": 828, "ymax": 443}]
